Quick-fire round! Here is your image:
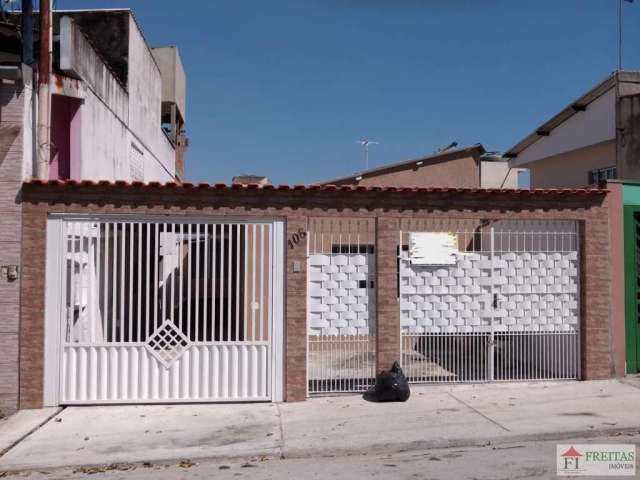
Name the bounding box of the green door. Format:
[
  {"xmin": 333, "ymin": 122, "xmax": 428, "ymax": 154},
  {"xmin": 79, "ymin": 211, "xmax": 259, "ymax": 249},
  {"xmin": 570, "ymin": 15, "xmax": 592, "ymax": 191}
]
[{"xmin": 624, "ymin": 207, "xmax": 640, "ymax": 373}]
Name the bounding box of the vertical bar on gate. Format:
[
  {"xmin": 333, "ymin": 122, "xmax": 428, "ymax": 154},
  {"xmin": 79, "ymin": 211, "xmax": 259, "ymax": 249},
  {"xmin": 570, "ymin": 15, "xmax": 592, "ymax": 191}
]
[
  {"xmin": 489, "ymin": 227, "xmax": 495, "ymax": 381},
  {"xmin": 178, "ymin": 223, "xmax": 184, "ymax": 335},
  {"xmin": 104, "ymin": 223, "xmax": 109, "ymax": 342},
  {"xmin": 236, "ymin": 224, "xmax": 241, "ymax": 342},
  {"xmin": 128, "ymin": 223, "xmax": 134, "ymax": 343},
  {"xmin": 112, "ymin": 223, "xmax": 118, "ymax": 342},
  {"xmin": 203, "ymin": 224, "xmax": 208, "ymax": 342},
  {"xmin": 154, "ymin": 223, "xmax": 160, "ymax": 330},
  {"xmin": 243, "ymin": 224, "xmax": 248, "ymax": 343},
  {"xmin": 137, "ymin": 223, "xmax": 142, "ymax": 342},
  {"xmin": 82, "ymin": 223, "xmax": 88, "ymax": 344},
  {"xmin": 169, "ymin": 224, "xmax": 175, "ymax": 328},
  {"xmin": 85, "ymin": 223, "xmax": 94, "ymax": 345},
  {"xmin": 211, "ymin": 224, "xmax": 217, "ymax": 342},
  {"xmin": 145, "ymin": 223, "xmax": 150, "ymax": 341},
  {"xmin": 195, "ymin": 223, "xmax": 201, "ymax": 342},
  {"xmin": 160, "ymin": 224, "xmax": 166, "ymax": 327},
  {"xmin": 220, "ymin": 224, "xmax": 226, "ymax": 341},
  {"xmin": 120, "ymin": 222, "xmax": 126, "ymax": 342},
  {"xmin": 186, "ymin": 223, "xmax": 191, "ymax": 338},
  {"xmin": 251, "ymin": 224, "xmax": 256, "ymax": 342},
  {"xmin": 227, "ymin": 223, "xmax": 233, "ymax": 343},
  {"xmin": 68, "ymin": 223, "xmax": 76, "ymax": 344},
  {"xmin": 94, "ymin": 222, "xmax": 101, "ymax": 344},
  {"xmin": 259, "ymin": 224, "xmax": 265, "ymax": 342}
]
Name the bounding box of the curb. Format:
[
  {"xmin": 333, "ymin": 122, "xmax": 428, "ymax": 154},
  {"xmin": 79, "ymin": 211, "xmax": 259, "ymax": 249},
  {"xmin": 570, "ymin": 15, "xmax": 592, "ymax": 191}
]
[{"xmin": 1, "ymin": 425, "xmax": 638, "ymax": 474}]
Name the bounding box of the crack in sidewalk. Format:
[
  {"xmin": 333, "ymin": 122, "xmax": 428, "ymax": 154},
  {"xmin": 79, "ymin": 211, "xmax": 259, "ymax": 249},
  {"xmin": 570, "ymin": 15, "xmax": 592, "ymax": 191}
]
[
  {"xmin": 275, "ymin": 403, "xmax": 286, "ymax": 459},
  {"xmin": 447, "ymin": 392, "xmax": 511, "ymax": 432},
  {"xmin": 0, "ymin": 407, "xmax": 64, "ymax": 459}
]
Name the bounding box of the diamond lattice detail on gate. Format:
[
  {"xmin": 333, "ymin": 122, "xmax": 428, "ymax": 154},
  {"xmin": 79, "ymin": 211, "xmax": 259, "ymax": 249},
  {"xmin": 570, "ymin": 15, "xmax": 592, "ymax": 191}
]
[{"xmin": 145, "ymin": 320, "xmax": 190, "ymax": 369}]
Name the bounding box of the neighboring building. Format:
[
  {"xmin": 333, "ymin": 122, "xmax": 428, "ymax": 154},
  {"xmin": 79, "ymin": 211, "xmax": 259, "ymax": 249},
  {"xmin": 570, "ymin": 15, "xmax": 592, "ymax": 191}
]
[
  {"xmin": 322, "ymin": 144, "xmax": 522, "ymax": 189},
  {"xmin": 0, "ymin": 7, "xmax": 187, "ymax": 414},
  {"xmin": 232, "ymin": 175, "xmax": 270, "ymax": 185},
  {"xmin": 609, "ymin": 180, "xmax": 640, "ymax": 375},
  {"xmin": 505, "ymin": 71, "xmax": 640, "ymax": 188}
]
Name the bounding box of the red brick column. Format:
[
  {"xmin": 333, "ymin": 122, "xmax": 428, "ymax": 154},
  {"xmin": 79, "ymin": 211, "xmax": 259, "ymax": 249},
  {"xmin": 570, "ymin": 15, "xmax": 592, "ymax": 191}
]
[
  {"xmin": 284, "ymin": 216, "xmax": 308, "ymax": 401},
  {"xmin": 19, "ymin": 204, "xmax": 47, "ymax": 408},
  {"xmin": 376, "ymin": 217, "xmax": 401, "ymax": 373}
]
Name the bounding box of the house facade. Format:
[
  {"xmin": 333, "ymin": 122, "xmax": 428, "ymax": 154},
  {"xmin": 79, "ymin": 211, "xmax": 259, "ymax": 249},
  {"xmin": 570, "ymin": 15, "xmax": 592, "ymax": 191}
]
[
  {"xmin": 7, "ymin": 179, "xmax": 624, "ymax": 409},
  {"xmin": 0, "ymin": 8, "xmax": 187, "ymax": 414},
  {"xmin": 505, "ymin": 71, "xmax": 640, "ymax": 188},
  {"xmin": 323, "ymin": 144, "xmax": 522, "ymax": 189}
]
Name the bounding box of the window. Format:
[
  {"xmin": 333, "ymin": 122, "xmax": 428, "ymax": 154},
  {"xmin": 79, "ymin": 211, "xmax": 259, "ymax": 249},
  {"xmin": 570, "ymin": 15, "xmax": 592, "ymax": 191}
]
[
  {"xmin": 588, "ymin": 166, "xmax": 616, "ymax": 185},
  {"xmin": 331, "ymin": 244, "xmax": 374, "ymax": 254}
]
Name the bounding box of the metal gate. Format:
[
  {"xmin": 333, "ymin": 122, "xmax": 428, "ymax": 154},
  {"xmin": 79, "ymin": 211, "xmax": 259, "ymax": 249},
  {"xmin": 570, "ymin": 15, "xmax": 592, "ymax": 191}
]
[
  {"xmin": 307, "ymin": 218, "xmax": 376, "ymax": 394},
  {"xmin": 44, "ymin": 216, "xmax": 284, "ymax": 404},
  {"xmin": 399, "ymin": 220, "xmax": 580, "ymax": 383}
]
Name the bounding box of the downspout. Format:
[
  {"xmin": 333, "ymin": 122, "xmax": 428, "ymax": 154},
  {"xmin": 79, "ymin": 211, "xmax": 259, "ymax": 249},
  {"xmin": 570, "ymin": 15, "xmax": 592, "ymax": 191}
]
[
  {"xmin": 36, "ymin": 0, "xmax": 51, "ymax": 180},
  {"xmin": 21, "ymin": 0, "xmax": 33, "ymax": 66}
]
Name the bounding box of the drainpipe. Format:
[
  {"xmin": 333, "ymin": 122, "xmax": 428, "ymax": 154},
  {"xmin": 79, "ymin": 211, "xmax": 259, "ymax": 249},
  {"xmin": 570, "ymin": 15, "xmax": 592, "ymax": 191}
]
[
  {"xmin": 21, "ymin": 1, "xmax": 33, "ymax": 66},
  {"xmin": 36, "ymin": 0, "xmax": 51, "ymax": 180}
]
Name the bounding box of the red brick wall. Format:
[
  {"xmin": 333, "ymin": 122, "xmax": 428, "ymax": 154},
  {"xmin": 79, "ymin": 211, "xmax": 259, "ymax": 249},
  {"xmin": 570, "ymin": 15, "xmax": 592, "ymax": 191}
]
[{"xmin": 18, "ymin": 184, "xmax": 615, "ymax": 407}]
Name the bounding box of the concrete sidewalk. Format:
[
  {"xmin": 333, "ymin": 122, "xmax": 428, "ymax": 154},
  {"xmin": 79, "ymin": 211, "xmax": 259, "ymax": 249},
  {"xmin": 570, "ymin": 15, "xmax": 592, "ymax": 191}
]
[{"xmin": 1, "ymin": 379, "xmax": 640, "ymax": 472}]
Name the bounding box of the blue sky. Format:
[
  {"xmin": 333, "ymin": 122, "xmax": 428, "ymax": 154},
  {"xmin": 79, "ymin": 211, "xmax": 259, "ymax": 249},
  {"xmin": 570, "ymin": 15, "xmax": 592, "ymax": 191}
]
[{"xmin": 54, "ymin": 0, "xmax": 640, "ymax": 184}]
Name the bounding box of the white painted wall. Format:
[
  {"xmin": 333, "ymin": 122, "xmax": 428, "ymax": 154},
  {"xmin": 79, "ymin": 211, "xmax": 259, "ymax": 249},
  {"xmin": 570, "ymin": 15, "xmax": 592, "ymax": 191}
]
[
  {"xmin": 480, "ymin": 161, "xmax": 523, "ymax": 188},
  {"xmin": 127, "ymin": 16, "xmax": 175, "ymax": 179},
  {"xmin": 511, "ymin": 88, "xmax": 616, "ymax": 168},
  {"xmin": 55, "ymin": 15, "xmax": 175, "ymax": 183}
]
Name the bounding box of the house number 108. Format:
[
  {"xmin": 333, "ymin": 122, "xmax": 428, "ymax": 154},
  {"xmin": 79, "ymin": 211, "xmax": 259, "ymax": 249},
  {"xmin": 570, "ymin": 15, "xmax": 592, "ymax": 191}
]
[{"xmin": 288, "ymin": 228, "xmax": 306, "ymax": 249}]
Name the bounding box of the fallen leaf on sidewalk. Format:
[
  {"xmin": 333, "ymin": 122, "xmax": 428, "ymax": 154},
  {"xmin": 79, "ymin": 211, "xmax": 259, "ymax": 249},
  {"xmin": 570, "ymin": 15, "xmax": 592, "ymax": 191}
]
[
  {"xmin": 74, "ymin": 463, "xmax": 136, "ymax": 474},
  {"xmin": 179, "ymin": 460, "xmax": 195, "ymax": 468}
]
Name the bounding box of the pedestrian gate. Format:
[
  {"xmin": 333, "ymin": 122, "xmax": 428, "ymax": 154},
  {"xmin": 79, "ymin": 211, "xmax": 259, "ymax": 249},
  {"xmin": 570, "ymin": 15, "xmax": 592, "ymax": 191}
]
[
  {"xmin": 44, "ymin": 216, "xmax": 284, "ymax": 404},
  {"xmin": 399, "ymin": 221, "xmax": 580, "ymax": 383},
  {"xmin": 306, "ymin": 218, "xmax": 376, "ymax": 394}
]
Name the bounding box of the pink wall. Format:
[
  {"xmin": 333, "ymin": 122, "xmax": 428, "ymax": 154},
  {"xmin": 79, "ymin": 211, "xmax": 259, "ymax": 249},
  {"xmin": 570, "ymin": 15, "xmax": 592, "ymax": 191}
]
[{"xmin": 50, "ymin": 95, "xmax": 81, "ymax": 180}]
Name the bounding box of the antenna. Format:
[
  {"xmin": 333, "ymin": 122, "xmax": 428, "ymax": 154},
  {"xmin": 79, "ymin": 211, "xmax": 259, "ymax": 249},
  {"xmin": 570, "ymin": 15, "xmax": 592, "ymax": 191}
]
[{"xmin": 357, "ymin": 140, "xmax": 379, "ymax": 170}]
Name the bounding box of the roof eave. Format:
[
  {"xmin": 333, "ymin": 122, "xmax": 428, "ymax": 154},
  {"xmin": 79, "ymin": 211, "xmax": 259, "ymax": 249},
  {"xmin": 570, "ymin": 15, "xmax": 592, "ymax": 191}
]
[
  {"xmin": 320, "ymin": 143, "xmax": 486, "ymax": 185},
  {"xmin": 504, "ymin": 72, "xmax": 618, "ymax": 159}
]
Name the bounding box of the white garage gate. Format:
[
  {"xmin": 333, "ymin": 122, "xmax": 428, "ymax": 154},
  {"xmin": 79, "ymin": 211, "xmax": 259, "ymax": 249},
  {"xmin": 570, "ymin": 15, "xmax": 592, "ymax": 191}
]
[{"xmin": 43, "ymin": 216, "xmax": 284, "ymax": 405}]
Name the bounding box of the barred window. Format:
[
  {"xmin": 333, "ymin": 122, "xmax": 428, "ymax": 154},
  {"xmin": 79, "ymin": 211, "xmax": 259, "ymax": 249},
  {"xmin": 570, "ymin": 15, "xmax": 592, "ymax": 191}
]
[{"xmin": 588, "ymin": 166, "xmax": 616, "ymax": 185}]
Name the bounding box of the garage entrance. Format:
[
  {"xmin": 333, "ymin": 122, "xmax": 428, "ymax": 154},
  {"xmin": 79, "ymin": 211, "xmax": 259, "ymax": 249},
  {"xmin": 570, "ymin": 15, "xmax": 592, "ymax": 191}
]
[{"xmin": 44, "ymin": 216, "xmax": 284, "ymax": 404}]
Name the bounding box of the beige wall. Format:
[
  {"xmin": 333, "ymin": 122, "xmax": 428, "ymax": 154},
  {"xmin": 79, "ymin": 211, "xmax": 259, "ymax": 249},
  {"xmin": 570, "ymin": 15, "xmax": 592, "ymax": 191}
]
[
  {"xmin": 334, "ymin": 154, "xmax": 479, "ymax": 188},
  {"xmin": 527, "ymin": 140, "xmax": 615, "ymax": 188},
  {"xmin": 480, "ymin": 161, "xmax": 523, "ymax": 188}
]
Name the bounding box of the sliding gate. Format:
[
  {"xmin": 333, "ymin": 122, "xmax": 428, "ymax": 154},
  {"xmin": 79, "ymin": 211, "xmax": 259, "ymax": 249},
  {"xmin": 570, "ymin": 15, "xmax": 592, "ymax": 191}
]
[
  {"xmin": 307, "ymin": 218, "xmax": 376, "ymax": 394},
  {"xmin": 44, "ymin": 216, "xmax": 284, "ymax": 404},
  {"xmin": 399, "ymin": 220, "xmax": 580, "ymax": 383}
]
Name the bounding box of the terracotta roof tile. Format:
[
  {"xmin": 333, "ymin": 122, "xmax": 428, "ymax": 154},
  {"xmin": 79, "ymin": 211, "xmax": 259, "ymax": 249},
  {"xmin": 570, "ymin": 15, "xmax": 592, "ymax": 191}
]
[{"xmin": 23, "ymin": 179, "xmax": 608, "ymax": 196}]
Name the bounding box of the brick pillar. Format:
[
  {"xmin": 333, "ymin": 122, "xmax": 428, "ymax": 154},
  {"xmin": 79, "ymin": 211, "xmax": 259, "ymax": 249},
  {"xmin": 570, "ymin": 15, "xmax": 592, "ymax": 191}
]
[
  {"xmin": 376, "ymin": 217, "xmax": 400, "ymax": 373},
  {"xmin": 285, "ymin": 216, "xmax": 307, "ymax": 401}
]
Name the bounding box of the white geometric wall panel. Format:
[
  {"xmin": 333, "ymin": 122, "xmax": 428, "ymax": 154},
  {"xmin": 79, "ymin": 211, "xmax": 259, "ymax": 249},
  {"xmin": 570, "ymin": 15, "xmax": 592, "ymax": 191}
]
[
  {"xmin": 399, "ymin": 250, "xmax": 579, "ymax": 334},
  {"xmin": 308, "ymin": 253, "xmax": 376, "ymax": 336}
]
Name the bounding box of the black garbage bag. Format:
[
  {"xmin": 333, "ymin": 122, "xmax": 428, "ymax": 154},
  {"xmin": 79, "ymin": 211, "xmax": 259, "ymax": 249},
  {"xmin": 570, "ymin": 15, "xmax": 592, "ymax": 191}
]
[{"xmin": 363, "ymin": 361, "xmax": 411, "ymax": 402}]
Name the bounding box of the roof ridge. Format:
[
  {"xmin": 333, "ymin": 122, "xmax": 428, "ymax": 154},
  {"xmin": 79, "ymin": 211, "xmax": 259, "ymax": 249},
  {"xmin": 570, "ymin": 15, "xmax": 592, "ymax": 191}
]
[{"xmin": 22, "ymin": 179, "xmax": 608, "ymax": 195}]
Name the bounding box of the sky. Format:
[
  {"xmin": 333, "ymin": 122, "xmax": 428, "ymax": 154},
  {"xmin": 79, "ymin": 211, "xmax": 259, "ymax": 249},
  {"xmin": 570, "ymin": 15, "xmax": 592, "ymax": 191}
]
[{"xmin": 47, "ymin": 0, "xmax": 640, "ymax": 184}]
